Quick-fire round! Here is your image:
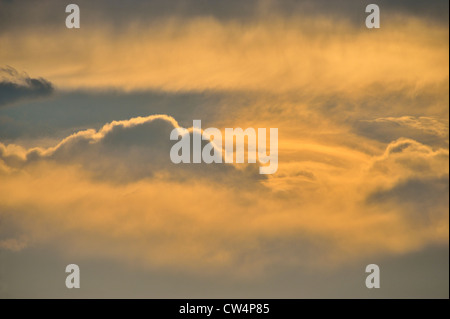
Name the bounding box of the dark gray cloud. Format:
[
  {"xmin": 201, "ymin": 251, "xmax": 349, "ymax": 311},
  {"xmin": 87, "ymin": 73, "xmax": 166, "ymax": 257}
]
[
  {"xmin": 0, "ymin": 0, "xmax": 447, "ymax": 34},
  {"xmin": 0, "ymin": 66, "xmax": 54, "ymax": 108}
]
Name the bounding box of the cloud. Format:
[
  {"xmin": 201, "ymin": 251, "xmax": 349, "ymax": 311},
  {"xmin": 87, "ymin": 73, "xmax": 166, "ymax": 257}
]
[
  {"xmin": 0, "ymin": 114, "xmax": 264, "ymax": 184},
  {"xmin": 0, "ymin": 0, "xmax": 447, "ymax": 296},
  {"xmin": 354, "ymin": 116, "xmax": 449, "ymax": 148},
  {"xmin": 0, "ymin": 66, "xmax": 54, "ymax": 107},
  {"xmin": 369, "ymin": 138, "xmax": 449, "ymax": 180},
  {"xmin": 0, "ymin": 128, "xmax": 447, "ymax": 276},
  {"xmin": 369, "ymin": 117, "xmax": 448, "ymax": 138},
  {"xmin": 352, "ymin": 138, "xmax": 449, "ymax": 247},
  {"xmin": 368, "ymin": 176, "xmax": 449, "ymax": 223},
  {"xmin": 0, "ymin": 19, "xmax": 446, "ymax": 276},
  {"xmin": 1, "ymin": 0, "xmax": 447, "ymax": 34},
  {"xmin": 0, "ymin": 11, "xmax": 447, "ymax": 93}
]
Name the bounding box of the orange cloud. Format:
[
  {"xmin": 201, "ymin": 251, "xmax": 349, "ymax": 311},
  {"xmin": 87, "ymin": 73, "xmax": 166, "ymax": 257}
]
[
  {"xmin": 0, "ymin": 16, "xmax": 447, "ymax": 93},
  {"xmin": 0, "ymin": 116, "xmax": 447, "ymax": 276}
]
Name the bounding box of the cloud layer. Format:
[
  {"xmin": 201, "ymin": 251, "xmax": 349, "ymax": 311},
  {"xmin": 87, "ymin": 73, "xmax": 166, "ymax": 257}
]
[
  {"xmin": 1, "ymin": 9, "xmax": 447, "ymax": 93},
  {"xmin": 0, "ymin": 0, "xmax": 448, "ymax": 297},
  {"xmin": 0, "ymin": 116, "xmax": 447, "ymax": 275}
]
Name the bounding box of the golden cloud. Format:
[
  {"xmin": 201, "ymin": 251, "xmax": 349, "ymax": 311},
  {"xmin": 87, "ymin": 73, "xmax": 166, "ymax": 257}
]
[
  {"xmin": 0, "ymin": 16, "xmax": 447, "ymax": 93},
  {"xmin": 0, "ymin": 116, "xmax": 447, "ymax": 276}
]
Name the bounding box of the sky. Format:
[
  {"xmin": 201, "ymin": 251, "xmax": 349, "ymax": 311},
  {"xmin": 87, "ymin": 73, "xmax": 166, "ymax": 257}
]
[{"xmin": 0, "ymin": 0, "xmax": 448, "ymax": 298}]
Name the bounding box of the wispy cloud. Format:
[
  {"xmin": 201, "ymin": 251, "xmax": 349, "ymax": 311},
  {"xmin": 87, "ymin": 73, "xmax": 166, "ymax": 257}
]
[{"xmin": 1, "ymin": 16, "xmax": 447, "ymax": 93}]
